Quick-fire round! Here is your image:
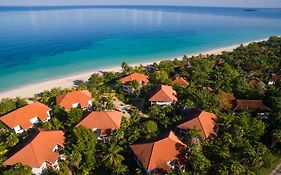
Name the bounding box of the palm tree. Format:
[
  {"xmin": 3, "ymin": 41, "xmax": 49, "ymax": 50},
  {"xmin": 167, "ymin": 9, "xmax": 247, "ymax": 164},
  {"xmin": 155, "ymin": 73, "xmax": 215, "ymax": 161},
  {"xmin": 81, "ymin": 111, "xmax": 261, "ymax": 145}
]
[
  {"xmin": 102, "ymin": 144, "xmax": 125, "ymax": 168},
  {"xmin": 111, "ymin": 164, "xmax": 129, "ymax": 175},
  {"xmin": 121, "ymin": 62, "xmax": 130, "ymax": 73}
]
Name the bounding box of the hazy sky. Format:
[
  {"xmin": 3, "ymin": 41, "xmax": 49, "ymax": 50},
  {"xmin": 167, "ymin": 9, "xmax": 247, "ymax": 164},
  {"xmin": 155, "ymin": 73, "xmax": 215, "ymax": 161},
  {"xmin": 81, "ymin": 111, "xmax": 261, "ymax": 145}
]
[{"xmin": 0, "ymin": 0, "xmax": 280, "ymax": 8}]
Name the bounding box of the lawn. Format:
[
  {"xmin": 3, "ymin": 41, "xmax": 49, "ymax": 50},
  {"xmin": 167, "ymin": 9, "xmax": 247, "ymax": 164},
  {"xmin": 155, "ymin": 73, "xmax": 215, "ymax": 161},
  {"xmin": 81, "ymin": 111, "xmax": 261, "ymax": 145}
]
[{"xmin": 255, "ymin": 156, "xmax": 281, "ymax": 175}]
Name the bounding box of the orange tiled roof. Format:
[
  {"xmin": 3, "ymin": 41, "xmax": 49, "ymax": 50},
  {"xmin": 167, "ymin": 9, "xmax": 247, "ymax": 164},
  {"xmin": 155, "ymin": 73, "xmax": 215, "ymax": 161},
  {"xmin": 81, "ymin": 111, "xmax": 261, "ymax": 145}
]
[
  {"xmin": 172, "ymin": 77, "xmax": 189, "ymax": 87},
  {"xmin": 148, "ymin": 85, "xmax": 178, "ymax": 102},
  {"xmin": 4, "ymin": 129, "xmax": 65, "ymax": 168},
  {"xmin": 130, "ymin": 131, "xmax": 186, "ymax": 173},
  {"xmin": 233, "ymin": 99, "xmax": 271, "ymax": 112},
  {"xmin": 56, "ymin": 90, "xmax": 92, "ymax": 110},
  {"xmin": 76, "ymin": 111, "xmax": 123, "ymax": 134},
  {"xmin": 0, "ymin": 102, "xmax": 51, "ymax": 130},
  {"xmin": 120, "ymin": 72, "xmax": 149, "ymax": 85},
  {"xmin": 177, "ymin": 110, "xmax": 218, "ymax": 138}
]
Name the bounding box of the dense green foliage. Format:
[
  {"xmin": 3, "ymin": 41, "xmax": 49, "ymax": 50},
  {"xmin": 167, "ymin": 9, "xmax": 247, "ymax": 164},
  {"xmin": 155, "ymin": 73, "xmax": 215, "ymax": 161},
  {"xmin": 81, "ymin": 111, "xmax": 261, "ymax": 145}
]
[
  {"xmin": 0, "ymin": 97, "xmax": 27, "ymax": 116},
  {"xmin": 0, "ymin": 37, "xmax": 281, "ymax": 174}
]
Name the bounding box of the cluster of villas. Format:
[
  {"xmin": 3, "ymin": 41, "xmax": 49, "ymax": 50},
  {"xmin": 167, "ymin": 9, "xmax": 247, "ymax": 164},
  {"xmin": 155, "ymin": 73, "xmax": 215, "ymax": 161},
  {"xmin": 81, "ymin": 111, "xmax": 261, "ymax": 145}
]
[{"xmin": 0, "ymin": 72, "xmax": 275, "ymax": 174}]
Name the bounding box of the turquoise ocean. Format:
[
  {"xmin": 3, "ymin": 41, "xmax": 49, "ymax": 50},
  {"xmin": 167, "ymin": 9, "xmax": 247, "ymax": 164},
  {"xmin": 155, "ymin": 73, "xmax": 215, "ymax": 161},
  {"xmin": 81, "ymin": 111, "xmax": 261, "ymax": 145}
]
[{"xmin": 0, "ymin": 6, "xmax": 281, "ymax": 91}]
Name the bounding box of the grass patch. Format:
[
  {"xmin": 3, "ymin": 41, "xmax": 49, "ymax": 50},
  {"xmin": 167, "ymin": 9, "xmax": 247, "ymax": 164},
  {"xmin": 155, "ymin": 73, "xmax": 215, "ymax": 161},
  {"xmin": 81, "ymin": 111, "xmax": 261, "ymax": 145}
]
[{"xmin": 255, "ymin": 156, "xmax": 281, "ymax": 175}]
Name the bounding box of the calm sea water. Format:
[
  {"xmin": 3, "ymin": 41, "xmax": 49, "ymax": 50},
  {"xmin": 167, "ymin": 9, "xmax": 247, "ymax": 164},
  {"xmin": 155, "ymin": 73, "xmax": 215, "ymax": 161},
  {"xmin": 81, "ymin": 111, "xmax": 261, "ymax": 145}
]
[{"xmin": 0, "ymin": 6, "xmax": 281, "ymax": 91}]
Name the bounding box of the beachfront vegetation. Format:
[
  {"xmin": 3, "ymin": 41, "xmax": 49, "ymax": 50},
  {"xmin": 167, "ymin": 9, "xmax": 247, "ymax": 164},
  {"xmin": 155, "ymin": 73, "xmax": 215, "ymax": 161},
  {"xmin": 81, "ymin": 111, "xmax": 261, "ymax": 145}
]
[{"xmin": 0, "ymin": 36, "xmax": 281, "ymax": 174}]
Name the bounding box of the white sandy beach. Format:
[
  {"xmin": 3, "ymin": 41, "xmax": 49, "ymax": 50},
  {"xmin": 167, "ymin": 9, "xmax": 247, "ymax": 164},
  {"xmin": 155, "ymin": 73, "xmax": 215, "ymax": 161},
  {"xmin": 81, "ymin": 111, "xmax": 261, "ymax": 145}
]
[{"xmin": 0, "ymin": 38, "xmax": 268, "ymax": 99}]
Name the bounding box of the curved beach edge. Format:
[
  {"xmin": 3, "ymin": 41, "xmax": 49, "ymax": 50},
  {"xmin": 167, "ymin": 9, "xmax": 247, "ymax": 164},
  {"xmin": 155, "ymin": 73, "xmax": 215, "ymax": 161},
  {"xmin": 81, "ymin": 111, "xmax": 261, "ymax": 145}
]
[{"xmin": 0, "ymin": 37, "xmax": 269, "ymax": 99}]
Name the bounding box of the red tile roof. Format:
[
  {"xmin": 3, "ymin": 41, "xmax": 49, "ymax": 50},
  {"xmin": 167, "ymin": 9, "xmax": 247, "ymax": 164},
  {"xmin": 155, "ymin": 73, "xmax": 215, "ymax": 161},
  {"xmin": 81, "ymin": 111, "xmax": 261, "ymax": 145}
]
[
  {"xmin": 233, "ymin": 99, "xmax": 272, "ymax": 112},
  {"xmin": 177, "ymin": 110, "xmax": 218, "ymax": 138},
  {"xmin": 148, "ymin": 85, "xmax": 177, "ymax": 103},
  {"xmin": 4, "ymin": 129, "xmax": 65, "ymax": 168},
  {"xmin": 56, "ymin": 90, "xmax": 92, "ymax": 111},
  {"xmin": 130, "ymin": 131, "xmax": 186, "ymax": 173},
  {"xmin": 172, "ymin": 77, "xmax": 189, "ymax": 87},
  {"xmin": 76, "ymin": 111, "xmax": 123, "ymax": 135},
  {"xmin": 0, "ymin": 102, "xmax": 51, "ymax": 130},
  {"xmin": 120, "ymin": 72, "xmax": 149, "ymax": 85}
]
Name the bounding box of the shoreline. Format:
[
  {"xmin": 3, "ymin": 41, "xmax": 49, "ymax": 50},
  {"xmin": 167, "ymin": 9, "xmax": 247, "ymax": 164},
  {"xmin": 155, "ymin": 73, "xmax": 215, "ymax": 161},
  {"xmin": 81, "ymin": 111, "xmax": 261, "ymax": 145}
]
[{"xmin": 0, "ymin": 37, "xmax": 269, "ymax": 99}]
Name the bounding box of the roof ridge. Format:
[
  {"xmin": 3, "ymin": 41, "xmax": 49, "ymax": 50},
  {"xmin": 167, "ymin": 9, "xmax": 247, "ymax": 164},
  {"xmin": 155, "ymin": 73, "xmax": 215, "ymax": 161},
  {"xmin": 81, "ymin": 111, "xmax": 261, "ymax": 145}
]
[
  {"xmin": 146, "ymin": 142, "xmax": 155, "ymax": 170},
  {"xmin": 8, "ymin": 104, "xmax": 29, "ymax": 128},
  {"xmin": 29, "ymin": 133, "xmax": 42, "ymax": 167},
  {"xmin": 197, "ymin": 112, "xmax": 208, "ymax": 138},
  {"xmin": 57, "ymin": 93, "xmax": 67, "ymax": 105},
  {"xmin": 162, "ymin": 88, "xmax": 174, "ymax": 101},
  {"xmin": 76, "ymin": 111, "xmax": 93, "ymax": 127},
  {"xmin": 9, "ymin": 109, "xmax": 20, "ymax": 128},
  {"xmin": 105, "ymin": 111, "xmax": 119, "ymax": 128}
]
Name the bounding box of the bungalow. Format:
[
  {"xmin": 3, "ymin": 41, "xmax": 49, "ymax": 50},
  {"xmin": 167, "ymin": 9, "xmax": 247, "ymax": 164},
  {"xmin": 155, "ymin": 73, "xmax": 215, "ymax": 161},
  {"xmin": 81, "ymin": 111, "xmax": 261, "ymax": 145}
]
[
  {"xmin": 148, "ymin": 85, "xmax": 178, "ymax": 106},
  {"xmin": 233, "ymin": 99, "xmax": 272, "ymax": 118},
  {"xmin": 0, "ymin": 102, "xmax": 51, "ymax": 134},
  {"xmin": 76, "ymin": 111, "xmax": 123, "ymax": 142},
  {"xmin": 268, "ymin": 73, "xmax": 281, "ymax": 85},
  {"xmin": 177, "ymin": 109, "xmax": 218, "ymax": 139},
  {"xmin": 172, "ymin": 77, "xmax": 189, "ymax": 87},
  {"xmin": 130, "ymin": 131, "xmax": 186, "ymax": 174},
  {"xmin": 120, "ymin": 72, "xmax": 149, "ymax": 94},
  {"xmin": 3, "ymin": 129, "xmax": 65, "ymax": 175},
  {"xmin": 56, "ymin": 90, "xmax": 92, "ymax": 111}
]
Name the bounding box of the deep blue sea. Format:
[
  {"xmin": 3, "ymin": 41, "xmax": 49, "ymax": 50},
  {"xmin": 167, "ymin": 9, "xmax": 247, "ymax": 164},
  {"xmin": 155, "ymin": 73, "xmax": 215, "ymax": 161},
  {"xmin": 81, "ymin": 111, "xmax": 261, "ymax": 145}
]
[{"xmin": 0, "ymin": 6, "xmax": 281, "ymax": 91}]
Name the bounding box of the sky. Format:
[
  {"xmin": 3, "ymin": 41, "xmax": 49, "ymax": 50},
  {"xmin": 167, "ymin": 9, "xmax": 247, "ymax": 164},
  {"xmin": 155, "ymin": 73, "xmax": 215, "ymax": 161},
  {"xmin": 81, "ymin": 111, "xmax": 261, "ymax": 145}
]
[{"xmin": 0, "ymin": 0, "xmax": 280, "ymax": 8}]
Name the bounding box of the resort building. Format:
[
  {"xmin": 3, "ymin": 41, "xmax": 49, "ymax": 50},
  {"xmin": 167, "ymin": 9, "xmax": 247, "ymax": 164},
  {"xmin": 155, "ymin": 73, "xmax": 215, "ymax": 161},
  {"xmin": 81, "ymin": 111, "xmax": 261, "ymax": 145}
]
[
  {"xmin": 233, "ymin": 99, "xmax": 272, "ymax": 118},
  {"xmin": 148, "ymin": 85, "xmax": 177, "ymax": 106},
  {"xmin": 76, "ymin": 111, "xmax": 123, "ymax": 142},
  {"xmin": 268, "ymin": 73, "xmax": 281, "ymax": 85},
  {"xmin": 177, "ymin": 109, "xmax": 218, "ymax": 139},
  {"xmin": 56, "ymin": 90, "xmax": 92, "ymax": 111},
  {"xmin": 0, "ymin": 102, "xmax": 51, "ymax": 134},
  {"xmin": 3, "ymin": 129, "xmax": 65, "ymax": 175},
  {"xmin": 120, "ymin": 72, "xmax": 149, "ymax": 94},
  {"xmin": 130, "ymin": 131, "xmax": 186, "ymax": 174},
  {"xmin": 172, "ymin": 77, "xmax": 189, "ymax": 87}
]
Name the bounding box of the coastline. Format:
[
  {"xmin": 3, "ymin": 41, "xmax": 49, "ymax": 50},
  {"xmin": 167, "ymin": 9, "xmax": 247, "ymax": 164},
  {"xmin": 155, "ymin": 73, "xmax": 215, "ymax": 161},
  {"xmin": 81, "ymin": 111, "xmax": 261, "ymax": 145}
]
[{"xmin": 0, "ymin": 37, "xmax": 268, "ymax": 99}]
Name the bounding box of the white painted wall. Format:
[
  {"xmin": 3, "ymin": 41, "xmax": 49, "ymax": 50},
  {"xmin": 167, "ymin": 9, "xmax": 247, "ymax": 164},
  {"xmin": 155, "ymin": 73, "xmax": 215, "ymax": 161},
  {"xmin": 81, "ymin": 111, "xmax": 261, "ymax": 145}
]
[
  {"xmin": 151, "ymin": 101, "xmax": 172, "ymax": 106},
  {"xmin": 88, "ymin": 100, "xmax": 92, "ymax": 107},
  {"xmin": 72, "ymin": 103, "xmax": 80, "ymax": 108},
  {"xmin": 13, "ymin": 125, "xmax": 24, "ymax": 134},
  {"xmin": 30, "ymin": 117, "xmax": 39, "ymax": 124},
  {"xmin": 31, "ymin": 162, "xmax": 47, "ymax": 175}
]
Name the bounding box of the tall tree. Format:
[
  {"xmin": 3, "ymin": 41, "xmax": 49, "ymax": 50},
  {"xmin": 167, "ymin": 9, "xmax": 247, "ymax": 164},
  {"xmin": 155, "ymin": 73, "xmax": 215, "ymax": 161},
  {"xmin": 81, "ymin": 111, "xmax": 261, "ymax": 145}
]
[
  {"xmin": 102, "ymin": 144, "xmax": 125, "ymax": 169},
  {"xmin": 67, "ymin": 127, "xmax": 98, "ymax": 173},
  {"xmin": 66, "ymin": 108, "xmax": 83, "ymax": 127}
]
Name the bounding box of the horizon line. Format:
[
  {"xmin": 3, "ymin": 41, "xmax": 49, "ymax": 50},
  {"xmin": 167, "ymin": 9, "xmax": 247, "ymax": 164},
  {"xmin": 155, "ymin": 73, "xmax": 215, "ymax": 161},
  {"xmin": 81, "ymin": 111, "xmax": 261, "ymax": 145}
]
[{"xmin": 0, "ymin": 5, "xmax": 280, "ymax": 9}]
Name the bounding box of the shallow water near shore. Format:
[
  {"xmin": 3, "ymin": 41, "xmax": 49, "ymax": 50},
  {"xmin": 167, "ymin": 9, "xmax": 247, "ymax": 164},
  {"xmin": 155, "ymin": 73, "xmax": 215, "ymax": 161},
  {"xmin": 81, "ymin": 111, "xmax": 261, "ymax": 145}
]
[{"xmin": 0, "ymin": 6, "xmax": 281, "ymax": 91}]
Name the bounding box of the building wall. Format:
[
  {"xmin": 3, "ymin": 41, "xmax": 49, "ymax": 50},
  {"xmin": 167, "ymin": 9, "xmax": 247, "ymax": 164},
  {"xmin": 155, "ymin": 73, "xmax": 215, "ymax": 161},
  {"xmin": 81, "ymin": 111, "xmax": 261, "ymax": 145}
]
[
  {"xmin": 151, "ymin": 101, "xmax": 172, "ymax": 106},
  {"xmin": 13, "ymin": 125, "xmax": 24, "ymax": 133},
  {"xmin": 31, "ymin": 162, "xmax": 47, "ymax": 175}
]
